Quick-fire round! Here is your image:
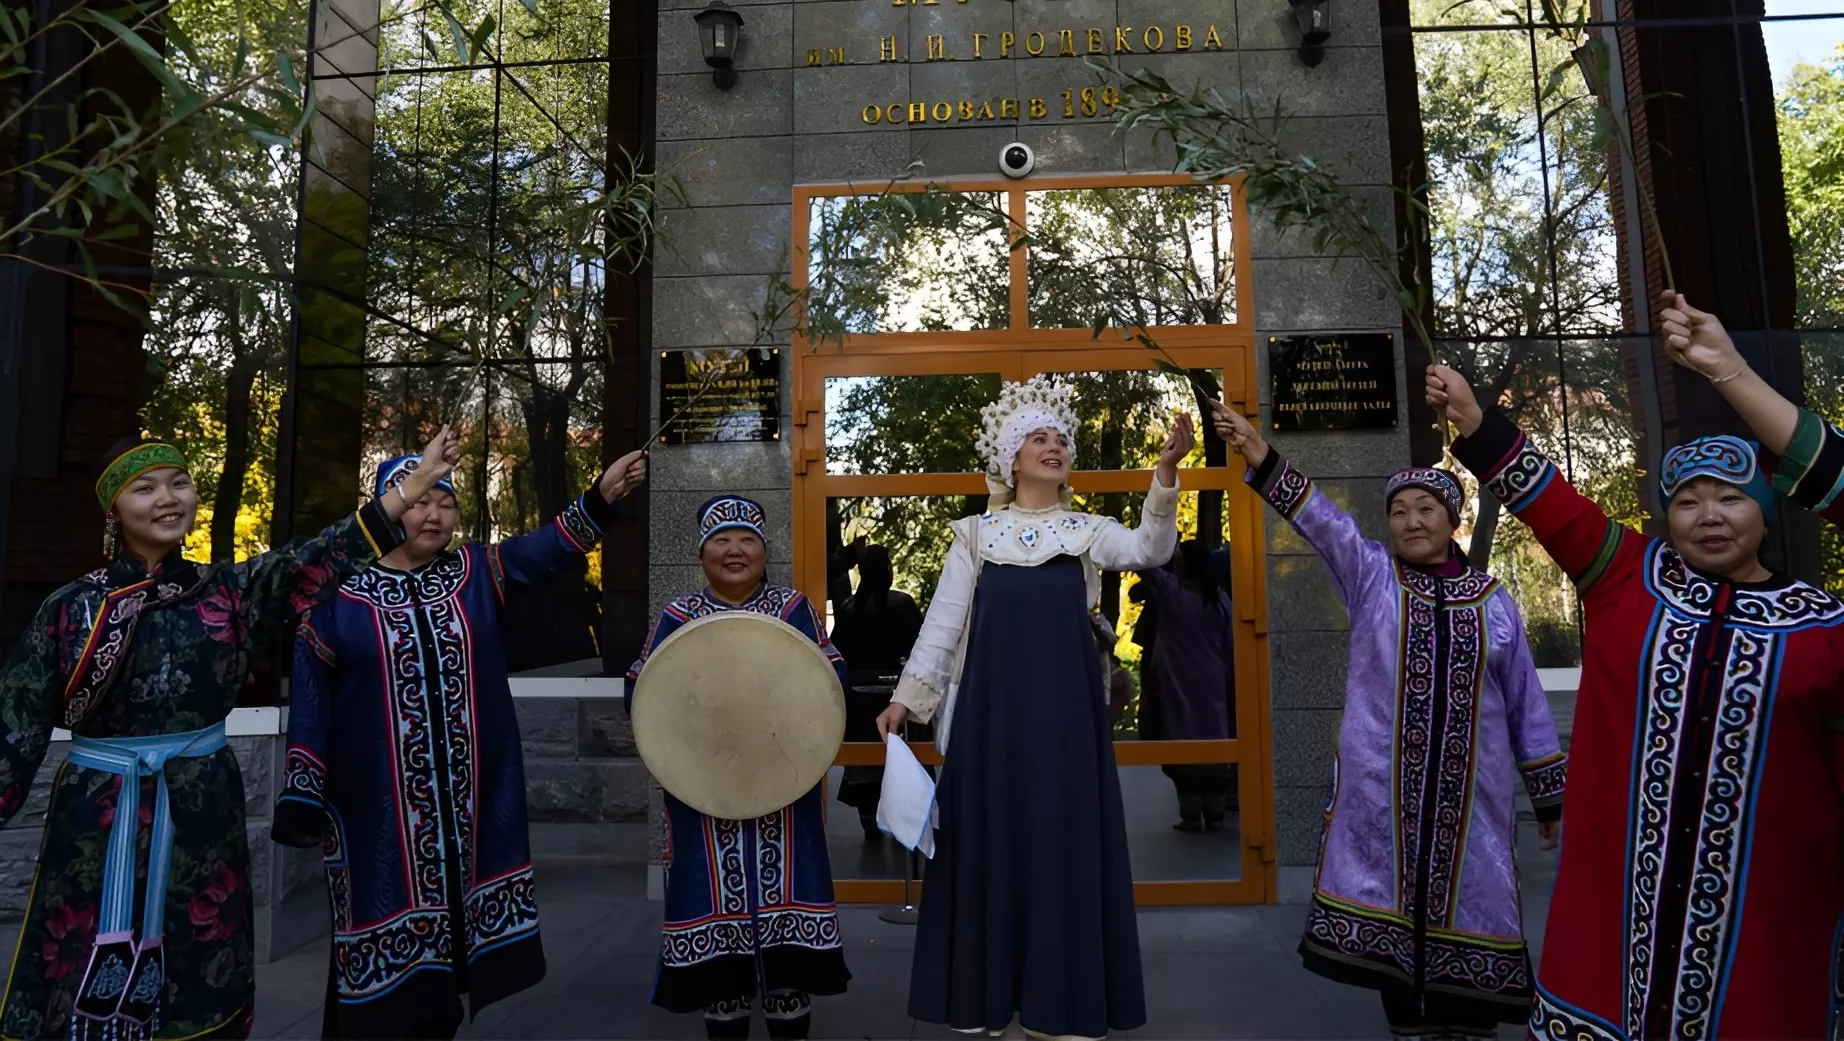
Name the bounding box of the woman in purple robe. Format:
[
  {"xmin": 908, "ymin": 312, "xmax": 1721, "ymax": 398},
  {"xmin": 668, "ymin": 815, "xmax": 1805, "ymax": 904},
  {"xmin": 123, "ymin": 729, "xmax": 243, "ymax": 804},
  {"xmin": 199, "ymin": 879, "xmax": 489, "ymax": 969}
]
[{"xmin": 1212, "ymin": 404, "xmax": 1566, "ymax": 1038}]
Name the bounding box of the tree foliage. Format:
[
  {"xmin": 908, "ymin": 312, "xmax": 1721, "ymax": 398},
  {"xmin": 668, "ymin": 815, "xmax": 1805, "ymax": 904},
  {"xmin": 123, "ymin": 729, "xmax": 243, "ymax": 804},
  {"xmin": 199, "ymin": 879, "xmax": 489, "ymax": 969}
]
[{"xmin": 1777, "ymin": 48, "xmax": 1844, "ymax": 593}]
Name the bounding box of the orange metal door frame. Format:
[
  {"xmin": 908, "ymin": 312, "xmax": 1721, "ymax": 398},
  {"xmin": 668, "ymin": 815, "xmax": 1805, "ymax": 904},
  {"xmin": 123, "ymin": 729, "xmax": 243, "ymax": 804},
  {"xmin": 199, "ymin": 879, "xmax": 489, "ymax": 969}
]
[{"xmin": 789, "ymin": 174, "xmax": 1275, "ymax": 905}]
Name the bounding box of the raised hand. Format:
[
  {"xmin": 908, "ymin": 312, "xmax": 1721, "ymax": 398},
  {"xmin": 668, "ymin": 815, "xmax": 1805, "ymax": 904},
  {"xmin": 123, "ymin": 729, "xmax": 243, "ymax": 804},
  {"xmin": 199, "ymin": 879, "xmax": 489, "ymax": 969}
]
[
  {"xmin": 417, "ymin": 425, "xmax": 457, "ymax": 478},
  {"xmin": 1155, "ymin": 413, "xmax": 1195, "ymax": 490},
  {"xmin": 1424, "ymin": 366, "xmax": 1484, "ymax": 437},
  {"xmin": 597, "ymin": 449, "xmax": 650, "ymax": 503},
  {"xmin": 1209, "ymin": 401, "xmax": 1268, "ymax": 467},
  {"xmin": 1655, "ymin": 292, "xmax": 1745, "ymax": 382}
]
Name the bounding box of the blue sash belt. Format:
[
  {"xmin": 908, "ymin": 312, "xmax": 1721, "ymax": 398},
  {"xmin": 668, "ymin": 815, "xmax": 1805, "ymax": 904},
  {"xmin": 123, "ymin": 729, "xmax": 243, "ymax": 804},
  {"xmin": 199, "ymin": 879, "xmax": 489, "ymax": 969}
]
[{"xmin": 66, "ymin": 722, "xmax": 228, "ymax": 1040}]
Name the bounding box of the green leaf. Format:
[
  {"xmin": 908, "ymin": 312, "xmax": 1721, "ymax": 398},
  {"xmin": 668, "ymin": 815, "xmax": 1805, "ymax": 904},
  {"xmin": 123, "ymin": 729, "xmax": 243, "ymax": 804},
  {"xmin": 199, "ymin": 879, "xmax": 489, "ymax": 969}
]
[
  {"xmin": 88, "ymin": 10, "xmax": 188, "ymax": 98},
  {"xmin": 94, "ymin": 224, "xmax": 141, "ymax": 241},
  {"xmin": 437, "ymin": 4, "xmax": 470, "ymax": 62},
  {"xmin": 1090, "ymin": 312, "xmax": 1107, "ymax": 340},
  {"xmin": 1149, "ymin": 356, "xmax": 1190, "ymax": 379},
  {"xmin": 470, "ymin": 14, "xmax": 496, "ymax": 60},
  {"xmin": 278, "ymin": 51, "xmax": 300, "ymax": 95}
]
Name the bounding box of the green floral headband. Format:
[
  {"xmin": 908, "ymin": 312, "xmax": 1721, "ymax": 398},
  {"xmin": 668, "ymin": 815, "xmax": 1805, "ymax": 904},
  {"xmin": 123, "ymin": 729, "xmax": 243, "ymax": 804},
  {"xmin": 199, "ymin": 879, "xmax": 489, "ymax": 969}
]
[{"xmin": 95, "ymin": 443, "xmax": 189, "ymax": 510}]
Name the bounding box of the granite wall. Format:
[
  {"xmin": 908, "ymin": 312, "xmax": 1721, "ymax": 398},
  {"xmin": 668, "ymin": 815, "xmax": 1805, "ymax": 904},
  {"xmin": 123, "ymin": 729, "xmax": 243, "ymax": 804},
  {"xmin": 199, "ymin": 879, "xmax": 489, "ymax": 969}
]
[{"xmin": 648, "ymin": 0, "xmax": 1399, "ymax": 903}]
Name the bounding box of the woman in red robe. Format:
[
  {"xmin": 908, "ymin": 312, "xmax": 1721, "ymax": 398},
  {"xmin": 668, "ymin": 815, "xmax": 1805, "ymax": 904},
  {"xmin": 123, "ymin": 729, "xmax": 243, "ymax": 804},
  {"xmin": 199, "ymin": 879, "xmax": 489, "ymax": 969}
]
[{"xmin": 1429, "ymin": 364, "xmax": 1844, "ymax": 1038}]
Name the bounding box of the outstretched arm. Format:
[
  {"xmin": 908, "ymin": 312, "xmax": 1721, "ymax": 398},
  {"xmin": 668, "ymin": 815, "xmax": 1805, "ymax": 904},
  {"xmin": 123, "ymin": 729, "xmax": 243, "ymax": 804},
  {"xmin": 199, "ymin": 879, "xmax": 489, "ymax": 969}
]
[
  {"xmin": 1429, "ymin": 366, "xmax": 1642, "ymax": 600},
  {"xmin": 485, "ymin": 450, "xmax": 648, "ymax": 597},
  {"xmin": 1655, "ymin": 293, "xmax": 1799, "ymax": 454},
  {"xmin": 1211, "ymin": 402, "xmax": 1386, "ymax": 611}
]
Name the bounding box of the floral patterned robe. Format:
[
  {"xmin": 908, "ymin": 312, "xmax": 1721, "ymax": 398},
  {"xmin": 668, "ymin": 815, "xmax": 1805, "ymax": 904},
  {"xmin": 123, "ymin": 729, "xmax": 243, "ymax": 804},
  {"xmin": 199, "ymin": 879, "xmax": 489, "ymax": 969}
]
[{"xmin": 0, "ymin": 504, "xmax": 400, "ymax": 1040}]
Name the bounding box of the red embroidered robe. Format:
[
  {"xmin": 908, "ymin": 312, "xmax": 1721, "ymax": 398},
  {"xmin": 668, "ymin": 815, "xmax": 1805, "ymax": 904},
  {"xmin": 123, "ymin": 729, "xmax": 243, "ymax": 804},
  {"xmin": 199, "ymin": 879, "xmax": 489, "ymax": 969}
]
[{"xmin": 1453, "ymin": 409, "xmax": 1844, "ymax": 1039}]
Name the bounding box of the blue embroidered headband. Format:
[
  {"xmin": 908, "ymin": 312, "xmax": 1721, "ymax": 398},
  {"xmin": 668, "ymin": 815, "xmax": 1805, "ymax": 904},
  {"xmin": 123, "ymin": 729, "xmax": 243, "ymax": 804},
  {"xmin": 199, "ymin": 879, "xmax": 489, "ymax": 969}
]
[
  {"xmin": 1386, "ymin": 467, "xmax": 1463, "ymax": 526},
  {"xmin": 374, "ymin": 454, "xmax": 456, "ymax": 500},
  {"xmin": 699, "ymin": 495, "xmax": 767, "ymax": 547},
  {"xmin": 1659, "ymin": 435, "xmax": 1775, "ymax": 520}
]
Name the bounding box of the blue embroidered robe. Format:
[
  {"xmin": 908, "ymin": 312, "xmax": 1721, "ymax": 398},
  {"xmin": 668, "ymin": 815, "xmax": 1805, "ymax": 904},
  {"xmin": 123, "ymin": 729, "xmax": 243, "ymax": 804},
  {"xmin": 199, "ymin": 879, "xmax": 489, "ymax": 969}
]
[
  {"xmin": 274, "ymin": 490, "xmax": 617, "ymax": 1036},
  {"xmin": 624, "ymin": 584, "xmax": 852, "ymax": 1012}
]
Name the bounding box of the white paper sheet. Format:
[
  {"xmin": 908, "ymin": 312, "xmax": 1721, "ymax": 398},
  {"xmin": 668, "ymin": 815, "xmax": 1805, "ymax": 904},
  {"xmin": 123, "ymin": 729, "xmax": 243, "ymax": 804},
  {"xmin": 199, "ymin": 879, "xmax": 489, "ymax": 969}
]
[{"xmin": 875, "ymin": 733, "xmax": 937, "ymax": 858}]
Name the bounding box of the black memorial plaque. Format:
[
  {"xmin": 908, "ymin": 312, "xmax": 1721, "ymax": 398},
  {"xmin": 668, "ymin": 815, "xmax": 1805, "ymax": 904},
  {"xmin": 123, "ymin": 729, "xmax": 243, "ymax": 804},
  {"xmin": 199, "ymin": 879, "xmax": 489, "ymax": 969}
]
[
  {"xmin": 1267, "ymin": 334, "xmax": 1398, "ymax": 432},
  {"xmin": 657, "ymin": 348, "xmax": 781, "ymax": 444}
]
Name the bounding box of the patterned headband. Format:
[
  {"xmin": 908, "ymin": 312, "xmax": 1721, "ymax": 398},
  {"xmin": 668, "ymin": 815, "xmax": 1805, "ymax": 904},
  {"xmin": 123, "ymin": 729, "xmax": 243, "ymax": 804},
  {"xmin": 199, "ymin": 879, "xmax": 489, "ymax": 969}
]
[
  {"xmin": 1386, "ymin": 467, "xmax": 1463, "ymax": 526},
  {"xmin": 1659, "ymin": 435, "xmax": 1774, "ymax": 519},
  {"xmin": 699, "ymin": 495, "xmax": 767, "ymax": 546},
  {"xmin": 95, "ymin": 442, "xmax": 189, "ymax": 510},
  {"xmin": 374, "ymin": 454, "xmax": 456, "ymax": 501}
]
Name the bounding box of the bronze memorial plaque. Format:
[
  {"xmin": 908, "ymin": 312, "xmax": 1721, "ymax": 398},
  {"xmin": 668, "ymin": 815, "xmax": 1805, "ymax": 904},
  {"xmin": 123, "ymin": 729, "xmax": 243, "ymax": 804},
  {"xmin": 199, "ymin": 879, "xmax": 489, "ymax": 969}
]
[
  {"xmin": 657, "ymin": 348, "xmax": 781, "ymax": 445},
  {"xmin": 1267, "ymin": 334, "xmax": 1399, "ymax": 432}
]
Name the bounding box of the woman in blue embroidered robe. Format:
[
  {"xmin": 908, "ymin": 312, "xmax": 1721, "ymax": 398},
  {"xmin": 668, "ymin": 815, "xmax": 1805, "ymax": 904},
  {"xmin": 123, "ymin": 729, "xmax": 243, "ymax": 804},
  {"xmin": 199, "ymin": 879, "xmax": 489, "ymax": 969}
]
[
  {"xmin": 625, "ymin": 495, "xmax": 851, "ymax": 1041},
  {"xmin": 0, "ymin": 431, "xmax": 452, "ymax": 1041},
  {"xmin": 273, "ymin": 450, "xmax": 647, "ymax": 1039}
]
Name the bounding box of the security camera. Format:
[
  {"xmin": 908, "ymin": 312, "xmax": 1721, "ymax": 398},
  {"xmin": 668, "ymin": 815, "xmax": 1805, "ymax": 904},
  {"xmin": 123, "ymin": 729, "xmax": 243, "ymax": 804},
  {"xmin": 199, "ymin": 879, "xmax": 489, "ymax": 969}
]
[{"xmin": 999, "ymin": 142, "xmax": 1035, "ymax": 179}]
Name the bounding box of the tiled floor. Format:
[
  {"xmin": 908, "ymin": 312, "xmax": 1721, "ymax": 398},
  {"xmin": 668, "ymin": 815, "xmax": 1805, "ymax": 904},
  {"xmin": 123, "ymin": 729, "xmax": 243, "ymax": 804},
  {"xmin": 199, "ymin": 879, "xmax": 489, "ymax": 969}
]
[{"xmin": 244, "ymin": 814, "xmax": 1559, "ymax": 1041}]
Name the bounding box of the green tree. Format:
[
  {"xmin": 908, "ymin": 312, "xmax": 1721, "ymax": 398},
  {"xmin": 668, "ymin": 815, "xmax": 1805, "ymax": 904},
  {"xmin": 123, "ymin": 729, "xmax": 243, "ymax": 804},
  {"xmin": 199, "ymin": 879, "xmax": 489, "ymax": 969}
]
[{"xmin": 1777, "ymin": 49, "xmax": 1844, "ymax": 593}]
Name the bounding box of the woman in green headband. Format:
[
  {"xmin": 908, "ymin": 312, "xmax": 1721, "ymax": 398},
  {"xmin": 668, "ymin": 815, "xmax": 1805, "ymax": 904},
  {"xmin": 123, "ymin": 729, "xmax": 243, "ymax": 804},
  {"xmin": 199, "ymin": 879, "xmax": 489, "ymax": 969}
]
[{"xmin": 0, "ymin": 426, "xmax": 457, "ymax": 1041}]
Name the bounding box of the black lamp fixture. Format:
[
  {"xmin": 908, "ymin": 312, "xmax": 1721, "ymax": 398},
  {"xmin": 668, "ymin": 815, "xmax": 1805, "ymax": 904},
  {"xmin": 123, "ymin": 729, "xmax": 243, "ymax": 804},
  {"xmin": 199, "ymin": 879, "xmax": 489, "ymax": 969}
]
[
  {"xmin": 694, "ymin": 0, "xmax": 745, "ymax": 90},
  {"xmin": 1288, "ymin": 0, "xmax": 1332, "ymax": 68}
]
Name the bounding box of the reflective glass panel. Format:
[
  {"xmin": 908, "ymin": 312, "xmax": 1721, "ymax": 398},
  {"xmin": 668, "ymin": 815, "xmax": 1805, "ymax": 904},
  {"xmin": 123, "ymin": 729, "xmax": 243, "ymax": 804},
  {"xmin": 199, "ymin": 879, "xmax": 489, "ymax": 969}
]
[
  {"xmin": 1026, "ymin": 185, "xmax": 1238, "ymax": 329},
  {"xmin": 804, "ymin": 192, "xmax": 1011, "ymax": 335},
  {"xmin": 825, "ymin": 373, "xmax": 1003, "ymax": 474}
]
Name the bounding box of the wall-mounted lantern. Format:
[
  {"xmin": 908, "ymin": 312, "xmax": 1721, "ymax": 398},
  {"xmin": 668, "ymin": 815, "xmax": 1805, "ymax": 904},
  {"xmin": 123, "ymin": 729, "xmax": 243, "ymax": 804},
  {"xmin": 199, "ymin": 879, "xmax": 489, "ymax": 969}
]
[
  {"xmin": 695, "ymin": 1, "xmax": 745, "ymax": 90},
  {"xmin": 1289, "ymin": 0, "xmax": 1332, "ymax": 68}
]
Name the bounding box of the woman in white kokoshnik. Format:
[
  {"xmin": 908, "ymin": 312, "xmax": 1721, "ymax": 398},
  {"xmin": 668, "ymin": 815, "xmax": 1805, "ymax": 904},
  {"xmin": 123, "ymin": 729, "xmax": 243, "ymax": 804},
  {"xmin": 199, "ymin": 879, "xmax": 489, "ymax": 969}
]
[{"xmin": 877, "ymin": 376, "xmax": 1194, "ymax": 1041}]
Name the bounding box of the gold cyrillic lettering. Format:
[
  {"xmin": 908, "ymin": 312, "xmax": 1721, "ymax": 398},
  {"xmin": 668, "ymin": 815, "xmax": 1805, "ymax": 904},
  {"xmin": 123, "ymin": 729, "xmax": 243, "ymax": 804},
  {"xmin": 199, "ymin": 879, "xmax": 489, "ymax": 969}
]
[
  {"xmin": 1001, "ymin": 98, "xmax": 1018, "ymax": 118},
  {"xmin": 909, "ymin": 101, "xmax": 928, "ymax": 123},
  {"xmin": 1115, "ymin": 26, "xmax": 1131, "ymax": 52},
  {"xmin": 973, "ymin": 32, "xmax": 987, "ymax": 57},
  {"xmin": 1026, "ymin": 31, "xmax": 1045, "ymax": 55},
  {"xmin": 828, "ymin": 47, "xmax": 845, "ymax": 64},
  {"xmin": 958, "ymin": 100, "xmax": 974, "ymax": 120},
  {"xmin": 862, "ymin": 104, "xmax": 881, "ymax": 124},
  {"xmin": 932, "ymin": 101, "xmax": 952, "ymax": 121},
  {"xmin": 1057, "ymin": 29, "xmax": 1074, "ymax": 55},
  {"xmin": 887, "ymin": 103, "xmax": 905, "ymax": 123},
  {"xmin": 1087, "ymin": 27, "xmax": 1103, "ymax": 53},
  {"xmin": 926, "ymin": 34, "xmax": 945, "ymax": 60},
  {"xmin": 1176, "ymin": 24, "xmax": 1192, "ymax": 50},
  {"xmin": 1142, "ymin": 26, "xmax": 1163, "ymax": 50},
  {"xmin": 1204, "ymin": 24, "xmax": 1222, "ymax": 49},
  {"xmin": 880, "ymin": 35, "xmax": 900, "ymax": 61},
  {"xmin": 1000, "ymin": 30, "xmax": 1014, "ymax": 56},
  {"xmin": 1029, "ymin": 96, "xmax": 1047, "ymax": 118},
  {"xmin": 807, "ymin": 48, "xmax": 822, "ymax": 66},
  {"xmin": 978, "ymin": 100, "xmax": 996, "ymax": 119}
]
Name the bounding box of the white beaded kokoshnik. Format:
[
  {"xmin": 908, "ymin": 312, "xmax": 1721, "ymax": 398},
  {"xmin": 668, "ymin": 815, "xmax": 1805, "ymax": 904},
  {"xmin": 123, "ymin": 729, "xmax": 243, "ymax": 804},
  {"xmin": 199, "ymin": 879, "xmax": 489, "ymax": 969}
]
[{"xmin": 976, "ymin": 375, "xmax": 1079, "ymax": 487}]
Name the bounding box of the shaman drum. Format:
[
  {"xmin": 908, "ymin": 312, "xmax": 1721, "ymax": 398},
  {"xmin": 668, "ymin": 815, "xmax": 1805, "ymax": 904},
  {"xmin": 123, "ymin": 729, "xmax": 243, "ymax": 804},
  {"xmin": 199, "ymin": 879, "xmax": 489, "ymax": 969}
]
[{"xmin": 631, "ymin": 611, "xmax": 847, "ymax": 821}]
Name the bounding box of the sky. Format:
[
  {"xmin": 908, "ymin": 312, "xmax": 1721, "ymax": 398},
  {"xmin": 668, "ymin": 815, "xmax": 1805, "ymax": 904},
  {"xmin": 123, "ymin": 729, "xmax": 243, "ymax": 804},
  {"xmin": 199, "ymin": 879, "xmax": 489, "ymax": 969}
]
[{"xmin": 1764, "ymin": 0, "xmax": 1844, "ymax": 85}]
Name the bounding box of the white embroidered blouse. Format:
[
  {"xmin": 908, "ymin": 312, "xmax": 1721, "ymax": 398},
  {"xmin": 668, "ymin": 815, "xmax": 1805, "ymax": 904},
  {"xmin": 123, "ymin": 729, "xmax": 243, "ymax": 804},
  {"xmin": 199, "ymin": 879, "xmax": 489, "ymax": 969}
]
[{"xmin": 892, "ymin": 474, "xmax": 1180, "ymax": 738}]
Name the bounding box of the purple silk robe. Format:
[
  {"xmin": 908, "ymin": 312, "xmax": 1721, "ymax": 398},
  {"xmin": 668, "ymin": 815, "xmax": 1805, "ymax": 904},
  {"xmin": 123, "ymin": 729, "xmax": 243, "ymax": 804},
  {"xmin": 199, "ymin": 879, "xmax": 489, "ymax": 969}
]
[{"xmin": 1252, "ymin": 453, "xmax": 1566, "ymax": 1015}]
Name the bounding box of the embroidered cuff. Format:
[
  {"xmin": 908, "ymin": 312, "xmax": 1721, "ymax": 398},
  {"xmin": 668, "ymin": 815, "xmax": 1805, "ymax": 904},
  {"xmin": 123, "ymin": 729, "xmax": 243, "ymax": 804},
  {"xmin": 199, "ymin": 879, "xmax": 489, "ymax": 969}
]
[
  {"xmin": 1248, "ymin": 451, "xmax": 1314, "ymax": 520},
  {"xmin": 893, "ymin": 671, "xmax": 943, "ymax": 725},
  {"xmin": 355, "ymin": 498, "xmax": 405, "ymax": 560},
  {"xmin": 552, "ymin": 488, "xmax": 616, "ymax": 553},
  {"xmin": 1453, "ymin": 410, "xmax": 1557, "ymax": 515},
  {"xmin": 273, "ymin": 746, "xmax": 329, "ymax": 848},
  {"xmin": 1774, "ymin": 408, "xmax": 1844, "ymax": 513},
  {"xmin": 1520, "ymin": 752, "xmax": 1568, "ymax": 810}
]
